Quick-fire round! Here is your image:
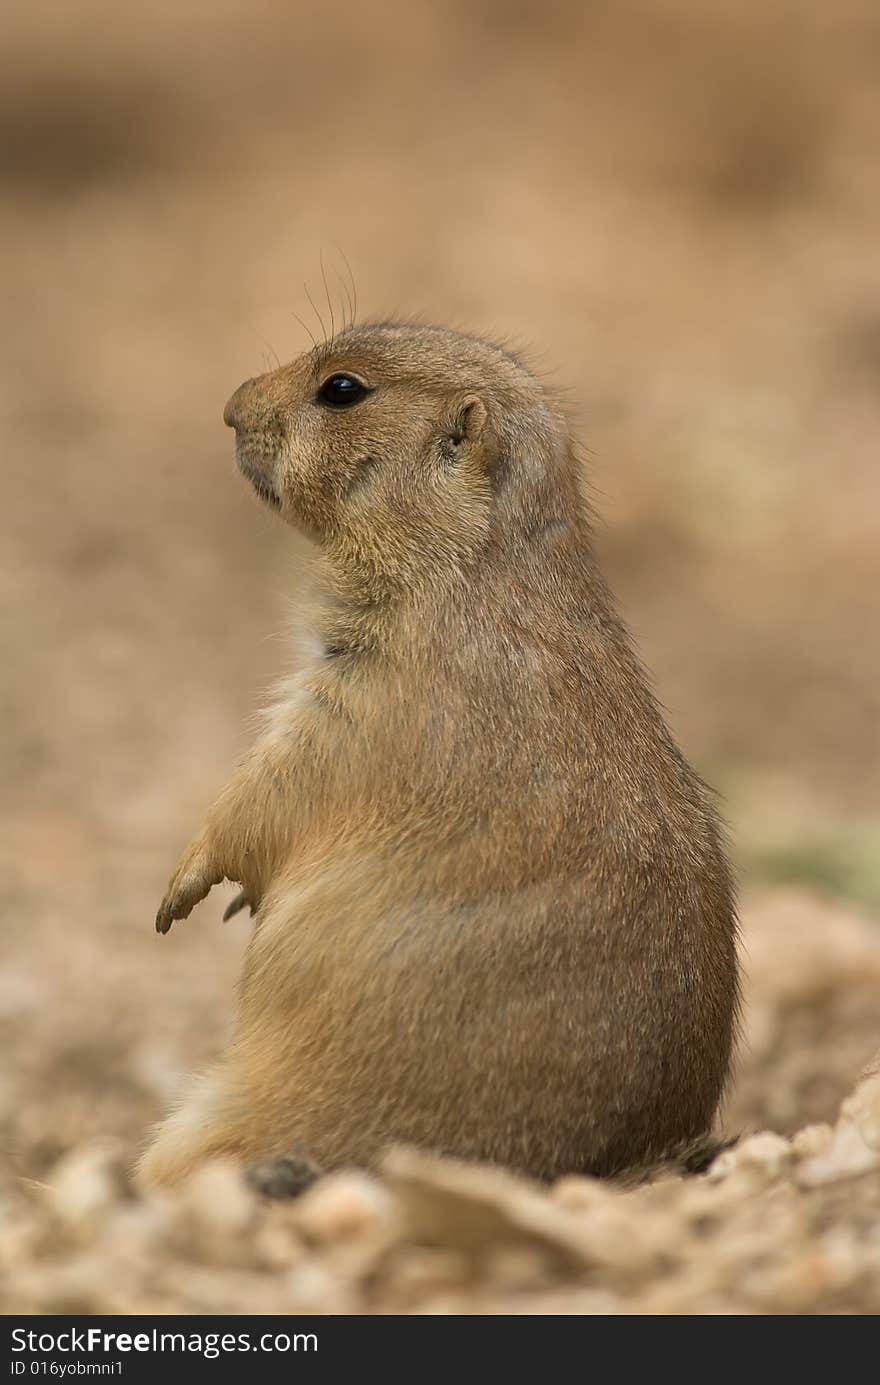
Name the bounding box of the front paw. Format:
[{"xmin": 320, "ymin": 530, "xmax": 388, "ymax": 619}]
[{"xmin": 155, "ymin": 837, "xmax": 221, "ymax": 935}]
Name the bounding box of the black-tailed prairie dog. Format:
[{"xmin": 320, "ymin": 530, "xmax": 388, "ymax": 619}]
[{"xmin": 138, "ymin": 323, "xmax": 738, "ymax": 1191}]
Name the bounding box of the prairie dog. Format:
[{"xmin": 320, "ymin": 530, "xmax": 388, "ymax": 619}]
[{"xmin": 138, "ymin": 323, "xmax": 738, "ymax": 1190}]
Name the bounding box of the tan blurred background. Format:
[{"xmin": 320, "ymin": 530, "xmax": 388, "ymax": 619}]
[{"xmin": 2, "ymin": 0, "xmax": 879, "ymax": 1182}]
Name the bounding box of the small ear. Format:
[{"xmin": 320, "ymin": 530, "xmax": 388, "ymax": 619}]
[{"xmin": 446, "ymin": 393, "xmax": 487, "ymax": 449}]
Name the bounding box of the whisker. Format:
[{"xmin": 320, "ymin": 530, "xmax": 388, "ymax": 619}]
[
  {"xmin": 292, "ymin": 311, "xmax": 318, "ymax": 352},
  {"xmin": 335, "ymin": 268, "xmax": 353, "ymax": 333},
  {"xmin": 332, "ymin": 242, "xmax": 358, "ymax": 327},
  {"xmin": 319, "ymin": 250, "xmax": 336, "ymax": 342},
  {"xmin": 304, "ymin": 281, "xmax": 328, "ymax": 346},
  {"xmin": 257, "ymin": 334, "xmax": 281, "ymax": 370}
]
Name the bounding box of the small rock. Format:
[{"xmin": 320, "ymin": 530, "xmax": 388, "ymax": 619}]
[
  {"xmin": 383, "ymin": 1146, "xmax": 589, "ymax": 1268},
  {"xmin": 175, "ymin": 1159, "xmax": 258, "ymax": 1234},
  {"xmin": 791, "ymin": 1124, "xmax": 834, "ymax": 1160},
  {"xmin": 839, "ymin": 1070, "xmax": 880, "ymax": 1151},
  {"xmin": 44, "ymin": 1140, "xmax": 128, "ymax": 1235},
  {"xmin": 294, "ymin": 1171, "xmax": 392, "ymax": 1244},
  {"xmin": 549, "ymin": 1175, "xmax": 610, "ymax": 1211},
  {"xmin": 736, "ymin": 1131, "xmax": 793, "ymax": 1175},
  {"xmin": 797, "ymin": 1120, "xmax": 880, "ymax": 1187}
]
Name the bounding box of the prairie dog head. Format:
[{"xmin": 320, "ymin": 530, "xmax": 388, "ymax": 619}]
[{"xmin": 223, "ymin": 324, "xmax": 564, "ymax": 580}]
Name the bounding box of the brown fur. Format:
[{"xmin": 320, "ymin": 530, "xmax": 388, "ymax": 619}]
[{"xmin": 137, "ymin": 323, "xmax": 739, "ymax": 1189}]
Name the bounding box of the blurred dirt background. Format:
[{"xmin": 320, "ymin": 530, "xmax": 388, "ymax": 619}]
[{"xmin": 2, "ymin": 0, "xmax": 879, "ymax": 1314}]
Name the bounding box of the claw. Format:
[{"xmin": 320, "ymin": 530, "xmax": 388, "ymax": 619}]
[
  {"xmin": 154, "ymin": 844, "xmax": 221, "ymax": 938},
  {"xmin": 223, "ymin": 890, "xmax": 251, "ymax": 922}
]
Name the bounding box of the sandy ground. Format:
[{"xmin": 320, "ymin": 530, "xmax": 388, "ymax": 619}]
[{"xmin": 2, "ymin": 0, "xmax": 879, "ymax": 1314}]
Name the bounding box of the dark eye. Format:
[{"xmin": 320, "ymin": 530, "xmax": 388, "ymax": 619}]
[{"xmin": 316, "ymin": 374, "xmax": 370, "ymax": 408}]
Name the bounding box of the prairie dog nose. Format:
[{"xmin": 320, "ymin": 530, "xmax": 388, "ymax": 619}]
[{"xmin": 223, "ymin": 377, "xmax": 260, "ymax": 430}]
